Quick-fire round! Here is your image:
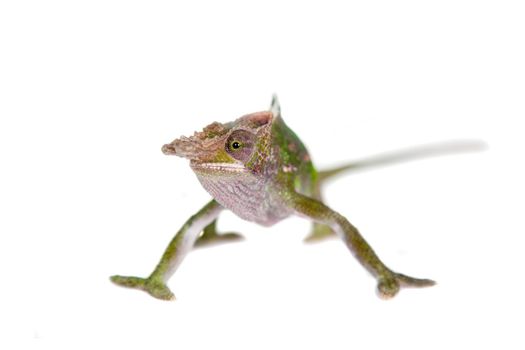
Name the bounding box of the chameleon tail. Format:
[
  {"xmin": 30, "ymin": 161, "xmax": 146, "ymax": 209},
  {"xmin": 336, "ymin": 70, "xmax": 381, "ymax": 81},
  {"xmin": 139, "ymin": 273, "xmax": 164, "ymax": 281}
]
[
  {"xmin": 305, "ymin": 140, "xmax": 485, "ymax": 242},
  {"xmin": 317, "ymin": 140, "xmax": 486, "ymax": 182}
]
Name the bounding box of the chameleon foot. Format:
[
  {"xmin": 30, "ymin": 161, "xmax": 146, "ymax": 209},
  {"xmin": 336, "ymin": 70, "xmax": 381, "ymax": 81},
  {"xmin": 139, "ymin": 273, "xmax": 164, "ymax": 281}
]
[
  {"xmin": 304, "ymin": 223, "xmax": 335, "ymax": 242},
  {"xmin": 110, "ymin": 275, "xmax": 175, "ymax": 300},
  {"xmin": 195, "ymin": 219, "xmax": 244, "ymax": 248},
  {"xmin": 195, "ymin": 231, "xmax": 244, "ymax": 248},
  {"xmin": 376, "ymin": 272, "xmax": 436, "ymax": 299}
]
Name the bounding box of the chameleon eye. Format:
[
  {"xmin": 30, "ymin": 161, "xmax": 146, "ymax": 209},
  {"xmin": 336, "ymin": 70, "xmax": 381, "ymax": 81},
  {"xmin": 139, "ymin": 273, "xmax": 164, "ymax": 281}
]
[
  {"xmin": 231, "ymin": 141, "xmax": 242, "ymax": 150},
  {"xmin": 226, "ymin": 130, "xmax": 255, "ymax": 162}
]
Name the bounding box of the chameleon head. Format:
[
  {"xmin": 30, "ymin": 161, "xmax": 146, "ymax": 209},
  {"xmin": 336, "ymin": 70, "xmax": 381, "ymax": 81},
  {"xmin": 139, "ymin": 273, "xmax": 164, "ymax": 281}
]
[
  {"xmin": 161, "ymin": 97, "xmax": 286, "ymax": 224},
  {"xmin": 162, "ymin": 107, "xmax": 279, "ymax": 223},
  {"xmin": 162, "ymin": 96, "xmax": 281, "ymax": 176},
  {"xmin": 161, "ymin": 110, "xmax": 275, "ymax": 177}
]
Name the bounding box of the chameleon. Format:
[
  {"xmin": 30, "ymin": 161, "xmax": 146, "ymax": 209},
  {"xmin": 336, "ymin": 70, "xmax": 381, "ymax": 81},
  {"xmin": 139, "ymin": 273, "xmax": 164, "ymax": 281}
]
[{"xmin": 111, "ymin": 95, "xmax": 470, "ymax": 300}]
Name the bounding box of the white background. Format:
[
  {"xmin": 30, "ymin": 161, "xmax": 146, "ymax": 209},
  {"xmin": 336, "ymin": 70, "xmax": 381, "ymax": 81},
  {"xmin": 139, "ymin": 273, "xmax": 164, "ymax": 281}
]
[{"xmin": 1, "ymin": 1, "xmax": 524, "ymax": 349}]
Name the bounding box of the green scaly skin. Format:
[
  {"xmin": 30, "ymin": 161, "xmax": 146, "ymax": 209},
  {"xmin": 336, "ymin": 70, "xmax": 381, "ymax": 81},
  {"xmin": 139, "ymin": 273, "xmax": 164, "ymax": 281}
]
[{"xmin": 111, "ymin": 96, "xmax": 442, "ymax": 300}]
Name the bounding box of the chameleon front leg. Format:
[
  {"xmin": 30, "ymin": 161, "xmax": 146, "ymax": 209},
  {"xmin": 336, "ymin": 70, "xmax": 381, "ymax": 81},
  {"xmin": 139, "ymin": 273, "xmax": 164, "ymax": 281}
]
[
  {"xmin": 110, "ymin": 199, "xmax": 223, "ymax": 300},
  {"xmin": 288, "ymin": 192, "xmax": 435, "ymax": 298},
  {"xmin": 194, "ymin": 219, "xmax": 244, "ymax": 248}
]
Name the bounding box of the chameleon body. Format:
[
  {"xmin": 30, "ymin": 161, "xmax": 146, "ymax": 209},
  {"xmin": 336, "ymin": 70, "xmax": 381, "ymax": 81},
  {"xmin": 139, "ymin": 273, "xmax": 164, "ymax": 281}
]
[{"xmin": 111, "ymin": 96, "xmax": 435, "ymax": 300}]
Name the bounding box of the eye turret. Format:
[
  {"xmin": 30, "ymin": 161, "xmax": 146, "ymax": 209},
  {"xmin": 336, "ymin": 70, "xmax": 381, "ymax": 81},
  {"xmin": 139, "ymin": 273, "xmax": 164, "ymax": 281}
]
[{"xmin": 226, "ymin": 130, "xmax": 256, "ymax": 162}]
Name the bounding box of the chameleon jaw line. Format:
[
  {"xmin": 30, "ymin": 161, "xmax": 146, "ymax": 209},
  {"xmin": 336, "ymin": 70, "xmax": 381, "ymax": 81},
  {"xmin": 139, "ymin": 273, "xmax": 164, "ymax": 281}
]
[{"xmin": 191, "ymin": 162, "xmax": 248, "ymax": 173}]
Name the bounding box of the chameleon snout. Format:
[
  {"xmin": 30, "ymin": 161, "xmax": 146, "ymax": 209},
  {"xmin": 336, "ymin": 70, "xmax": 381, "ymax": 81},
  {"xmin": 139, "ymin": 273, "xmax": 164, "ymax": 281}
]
[{"xmin": 161, "ymin": 143, "xmax": 177, "ymax": 155}]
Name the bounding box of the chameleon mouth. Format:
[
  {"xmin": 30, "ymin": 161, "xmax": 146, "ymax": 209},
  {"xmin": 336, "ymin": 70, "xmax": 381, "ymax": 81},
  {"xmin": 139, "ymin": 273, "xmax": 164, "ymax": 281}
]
[{"xmin": 190, "ymin": 162, "xmax": 248, "ymax": 174}]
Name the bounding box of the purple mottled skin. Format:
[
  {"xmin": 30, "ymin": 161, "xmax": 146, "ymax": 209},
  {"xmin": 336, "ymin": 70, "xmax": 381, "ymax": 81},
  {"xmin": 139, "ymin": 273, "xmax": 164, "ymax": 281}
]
[{"xmin": 111, "ymin": 96, "xmax": 439, "ymax": 300}]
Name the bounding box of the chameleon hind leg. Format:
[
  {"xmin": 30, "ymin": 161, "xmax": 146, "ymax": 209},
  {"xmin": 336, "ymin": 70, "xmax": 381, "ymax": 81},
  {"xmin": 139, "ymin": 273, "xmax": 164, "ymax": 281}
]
[
  {"xmin": 111, "ymin": 200, "xmax": 223, "ymax": 300},
  {"xmin": 305, "ymin": 222, "xmax": 335, "ymax": 242},
  {"xmin": 304, "ymin": 176, "xmax": 336, "ymax": 242},
  {"xmin": 194, "ymin": 219, "xmax": 244, "ymax": 248}
]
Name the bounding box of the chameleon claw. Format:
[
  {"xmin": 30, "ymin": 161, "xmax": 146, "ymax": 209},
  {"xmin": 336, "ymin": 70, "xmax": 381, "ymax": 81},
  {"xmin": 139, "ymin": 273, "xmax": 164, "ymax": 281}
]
[
  {"xmin": 396, "ymin": 273, "xmax": 436, "ymax": 288},
  {"xmin": 110, "ymin": 275, "xmax": 175, "ymax": 301},
  {"xmin": 376, "ymin": 272, "xmax": 436, "ymax": 299}
]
